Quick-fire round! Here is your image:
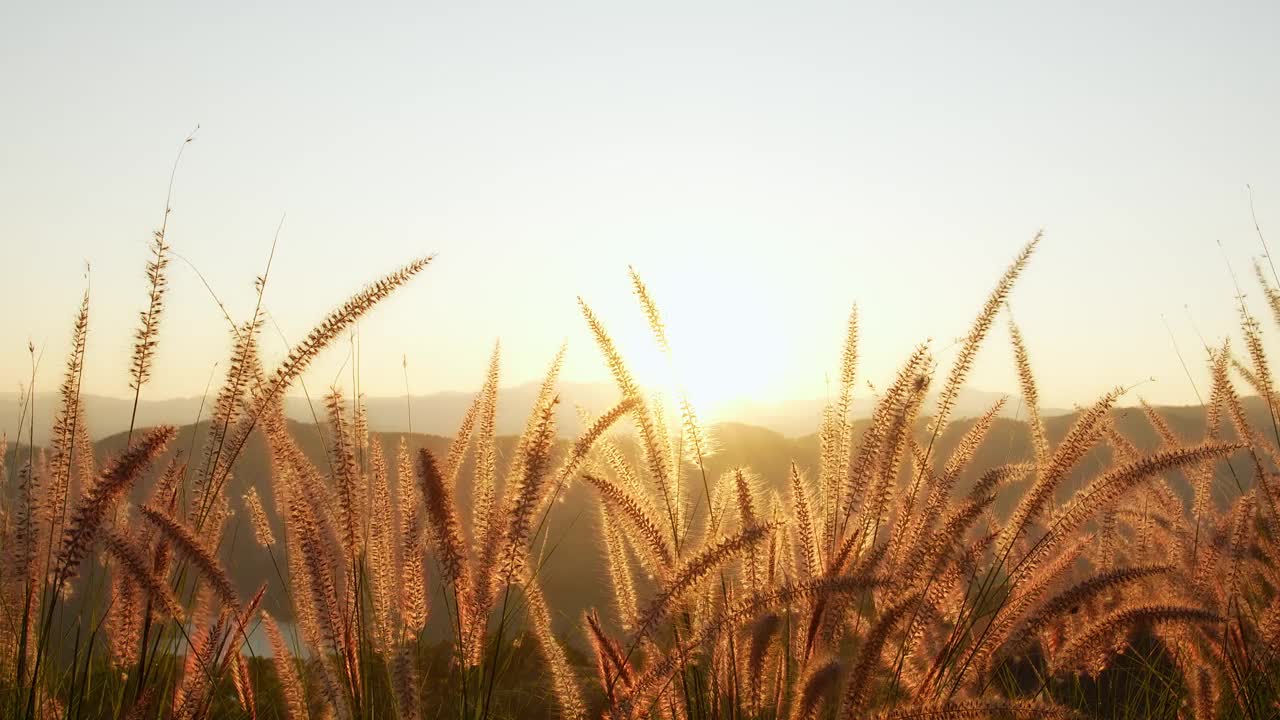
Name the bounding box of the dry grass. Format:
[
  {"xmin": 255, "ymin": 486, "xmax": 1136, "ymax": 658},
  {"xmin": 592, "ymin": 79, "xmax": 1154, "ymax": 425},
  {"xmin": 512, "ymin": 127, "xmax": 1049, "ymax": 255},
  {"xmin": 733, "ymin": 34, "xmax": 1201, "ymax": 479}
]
[{"xmin": 3, "ymin": 180, "xmax": 1280, "ymax": 720}]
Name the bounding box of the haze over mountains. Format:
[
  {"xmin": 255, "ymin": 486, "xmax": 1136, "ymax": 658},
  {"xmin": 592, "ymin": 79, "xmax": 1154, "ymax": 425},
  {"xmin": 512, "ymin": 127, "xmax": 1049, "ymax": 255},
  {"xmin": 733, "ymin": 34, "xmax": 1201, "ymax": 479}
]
[
  {"xmin": 3, "ymin": 396, "xmax": 1259, "ymax": 647},
  {"xmin": 1, "ymin": 383, "xmax": 1065, "ymax": 445}
]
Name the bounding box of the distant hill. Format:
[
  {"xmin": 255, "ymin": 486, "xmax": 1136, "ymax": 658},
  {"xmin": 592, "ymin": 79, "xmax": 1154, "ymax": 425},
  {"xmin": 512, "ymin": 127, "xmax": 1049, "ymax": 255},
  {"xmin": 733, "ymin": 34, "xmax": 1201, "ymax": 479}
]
[
  {"xmin": 4, "ymin": 396, "xmax": 1262, "ymax": 648},
  {"xmin": 0, "ymin": 384, "xmax": 1063, "ymax": 445}
]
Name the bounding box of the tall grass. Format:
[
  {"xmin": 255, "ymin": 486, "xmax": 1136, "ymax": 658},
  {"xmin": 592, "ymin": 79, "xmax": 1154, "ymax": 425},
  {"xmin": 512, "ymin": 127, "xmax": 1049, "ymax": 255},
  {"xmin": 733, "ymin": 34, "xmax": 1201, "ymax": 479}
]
[{"xmin": 3, "ymin": 185, "xmax": 1280, "ymax": 720}]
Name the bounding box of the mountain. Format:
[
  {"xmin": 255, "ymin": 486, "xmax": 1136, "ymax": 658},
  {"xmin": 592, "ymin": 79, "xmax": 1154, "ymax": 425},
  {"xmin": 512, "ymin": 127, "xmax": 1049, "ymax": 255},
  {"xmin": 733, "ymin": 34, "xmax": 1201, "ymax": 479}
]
[
  {"xmin": 0, "ymin": 384, "xmax": 1062, "ymax": 445},
  {"xmin": 4, "ymin": 396, "xmax": 1258, "ymax": 649},
  {"xmin": 714, "ymin": 387, "xmax": 1069, "ymax": 438}
]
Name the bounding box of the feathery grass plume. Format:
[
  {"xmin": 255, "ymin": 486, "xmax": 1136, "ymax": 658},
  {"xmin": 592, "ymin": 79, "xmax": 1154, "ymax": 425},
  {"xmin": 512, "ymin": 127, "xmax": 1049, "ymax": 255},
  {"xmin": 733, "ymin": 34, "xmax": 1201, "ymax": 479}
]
[
  {"xmin": 104, "ymin": 563, "xmax": 142, "ymax": 665},
  {"xmin": 129, "ymin": 229, "xmax": 170, "ymax": 397},
  {"xmin": 471, "ymin": 342, "xmax": 501, "ymax": 551},
  {"xmin": 628, "ymin": 521, "xmax": 776, "ymax": 646},
  {"xmin": 100, "ymin": 529, "xmax": 184, "ymax": 622},
  {"xmin": 123, "ymin": 689, "xmax": 156, "ymax": 720},
  {"xmin": 557, "ymin": 396, "xmax": 638, "ymax": 487},
  {"xmin": 193, "ymin": 319, "xmax": 262, "ymax": 517},
  {"xmin": 747, "ymin": 612, "xmax": 782, "ymax": 712},
  {"xmin": 367, "ymin": 436, "xmax": 398, "ymax": 649},
  {"xmin": 442, "ymin": 385, "xmax": 482, "ymax": 489},
  {"xmin": 1098, "ymin": 421, "xmax": 1137, "ymax": 564},
  {"xmin": 70, "ymin": 403, "xmax": 94, "ymax": 495},
  {"xmin": 586, "ymin": 609, "xmax": 633, "ymax": 701},
  {"xmin": 871, "ymin": 700, "xmax": 1082, "ymax": 719},
  {"xmin": 1258, "ymin": 591, "xmax": 1280, "ymax": 649},
  {"xmin": 849, "ymin": 392, "xmax": 931, "ymax": 576},
  {"xmin": 677, "ymin": 389, "xmax": 712, "ymax": 468},
  {"xmin": 997, "ymin": 387, "xmax": 1123, "ymax": 559},
  {"xmin": 211, "ymin": 257, "xmax": 433, "ymax": 506},
  {"xmin": 790, "ymin": 656, "xmax": 841, "ymax": 720},
  {"xmin": 732, "ymin": 468, "xmax": 765, "ymax": 590},
  {"xmin": 1190, "ymin": 666, "xmax": 1217, "ymax": 720},
  {"xmin": 1007, "ymin": 314, "xmax": 1047, "ymax": 467},
  {"xmin": 261, "ymin": 408, "xmax": 349, "ymax": 712},
  {"xmin": 483, "ymin": 345, "xmax": 564, "ymax": 577},
  {"xmin": 1194, "ymin": 517, "xmax": 1232, "ymax": 598},
  {"xmin": 397, "ymin": 440, "xmax": 428, "ymax": 633},
  {"xmin": 598, "ymin": 429, "xmax": 647, "ymax": 495},
  {"xmin": 822, "ymin": 532, "xmax": 889, "ymax": 639},
  {"xmin": 583, "ymin": 472, "xmax": 674, "ymax": 569},
  {"xmin": 648, "ymin": 392, "xmax": 680, "ymax": 528},
  {"xmin": 912, "ymin": 490, "xmax": 1004, "ymax": 592},
  {"xmin": 43, "ymin": 290, "xmax": 90, "ymax": 555},
  {"xmin": 399, "ymin": 503, "xmax": 428, "ymax": 632},
  {"xmin": 1232, "ymin": 354, "xmax": 1272, "ymax": 403},
  {"xmin": 467, "ymin": 350, "xmax": 560, "ymax": 657},
  {"xmin": 137, "ymin": 458, "xmax": 179, "ymax": 566},
  {"xmin": 138, "ymin": 503, "xmax": 238, "ymax": 606},
  {"xmin": 260, "ymin": 256, "xmax": 432, "ymax": 409},
  {"xmin": 416, "ymin": 446, "xmax": 468, "ymax": 585},
  {"xmin": 1140, "ymin": 400, "xmax": 1180, "ymax": 446},
  {"xmin": 1240, "ymin": 301, "xmax": 1278, "ymax": 413},
  {"xmin": 579, "ymin": 298, "xmax": 678, "ymax": 537},
  {"xmin": 620, "ymin": 574, "xmax": 882, "ymax": 719},
  {"xmin": 815, "ymin": 306, "xmax": 861, "ymax": 552},
  {"xmin": 12, "ymin": 459, "xmax": 37, "ymax": 597},
  {"xmin": 629, "ymin": 265, "xmax": 670, "ymax": 355},
  {"xmin": 733, "ymin": 468, "xmax": 759, "ymax": 527},
  {"xmin": 1205, "ymin": 345, "xmax": 1230, "ymax": 436},
  {"xmin": 873, "ymin": 369, "xmax": 933, "ymax": 554},
  {"xmin": 57, "ymin": 425, "xmax": 175, "ymax": 582},
  {"xmin": 835, "ymin": 305, "xmax": 860, "ymax": 472},
  {"xmin": 818, "ymin": 404, "xmax": 841, "ymax": 552},
  {"xmin": 497, "ymin": 396, "xmax": 559, "ymax": 583},
  {"xmin": 1223, "ymin": 492, "xmax": 1256, "ymax": 601},
  {"xmin": 243, "ymin": 486, "xmax": 275, "ymax": 547},
  {"xmin": 172, "ymin": 588, "xmax": 219, "ymax": 718},
  {"xmin": 907, "ymin": 401, "xmax": 1008, "ymax": 565},
  {"xmin": 232, "ymin": 653, "xmax": 257, "ymax": 720},
  {"xmin": 290, "ymin": 478, "xmax": 354, "ymax": 710},
  {"xmin": 942, "ymin": 398, "xmax": 1007, "ymax": 483},
  {"xmin": 959, "ymin": 536, "xmax": 1087, "ymax": 689},
  {"xmin": 1142, "ymin": 398, "xmax": 1220, "ymax": 543},
  {"xmin": 416, "ymin": 445, "xmax": 472, "ymax": 654},
  {"xmin": 1026, "ymin": 442, "xmax": 1243, "ymax": 572},
  {"xmin": 1050, "ymin": 605, "xmax": 1223, "ymax": 675},
  {"xmin": 523, "ymin": 569, "xmax": 587, "ymax": 720},
  {"xmin": 1254, "ymin": 258, "xmax": 1280, "ymax": 331},
  {"xmin": 1212, "ymin": 341, "xmax": 1280, "ymax": 475},
  {"xmin": 790, "ymin": 463, "xmax": 820, "ymax": 580},
  {"xmin": 390, "ymin": 643, "xmax": 421, "ymax": 720},
  {"xmin": 930, "ymin": 232, "xmax": 1040, "ymax": 442},
  {"xmin": 1017, "ymin": 564, "xmax": 1174, "ymax": 648},
  {"xmin": 841, "ymin": 343, "xmax": 931, "ymax": 541},
  {"xmin": 324, "ymin": 388, "xmax": 363, "ymax": 557},
  {"xmin": 262, "ymin": 611, "xmax": 308, "ymax": 720},
  {"xmin": 601, "ymin": 504, "xmax": 640, "ymax": 631},
  {"xmin": 838, "ymin": 590, "xmax": 925, "ymax": 719},
  {"xmin": 627, "ymin": 267, "xmax": 718, "ymax": 526}
]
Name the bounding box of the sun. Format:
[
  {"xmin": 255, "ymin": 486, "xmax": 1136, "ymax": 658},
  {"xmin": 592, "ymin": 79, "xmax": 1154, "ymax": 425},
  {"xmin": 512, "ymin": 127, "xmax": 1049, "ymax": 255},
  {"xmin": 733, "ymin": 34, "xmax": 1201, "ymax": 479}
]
[{"xmin": 608, "ymin": 270, "xmax": 796, "ymax": 422}]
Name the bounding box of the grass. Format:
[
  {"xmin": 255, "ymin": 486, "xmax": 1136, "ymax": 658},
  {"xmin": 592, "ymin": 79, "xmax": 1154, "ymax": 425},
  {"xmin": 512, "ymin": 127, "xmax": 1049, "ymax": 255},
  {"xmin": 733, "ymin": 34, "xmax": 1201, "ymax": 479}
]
[{"xmin": 3, "ymin": 172, "xmax": 1280, "ymax": 720}]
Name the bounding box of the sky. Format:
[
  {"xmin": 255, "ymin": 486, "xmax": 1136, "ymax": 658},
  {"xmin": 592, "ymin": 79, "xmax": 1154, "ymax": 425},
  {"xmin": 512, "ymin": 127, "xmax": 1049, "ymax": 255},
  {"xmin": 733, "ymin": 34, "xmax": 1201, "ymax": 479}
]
[{"xmin": 3, "ymin": 1, "xmax": 1280, "ymax": 422}]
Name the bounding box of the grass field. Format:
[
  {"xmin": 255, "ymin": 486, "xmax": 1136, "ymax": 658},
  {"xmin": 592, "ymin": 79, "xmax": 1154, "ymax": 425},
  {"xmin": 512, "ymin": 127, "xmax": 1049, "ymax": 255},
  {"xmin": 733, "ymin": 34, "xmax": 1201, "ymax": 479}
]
[{"xmin": 4, "ymin": 222, "xmax": 1280, "ymax": 720}]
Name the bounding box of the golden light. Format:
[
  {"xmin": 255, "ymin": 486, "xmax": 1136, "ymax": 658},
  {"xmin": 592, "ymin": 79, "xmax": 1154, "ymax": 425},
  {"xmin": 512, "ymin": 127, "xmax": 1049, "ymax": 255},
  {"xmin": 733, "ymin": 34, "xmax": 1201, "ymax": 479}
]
[{"xmin": 602, "ymin": 268, "xmax": 800, "ymax": 425}]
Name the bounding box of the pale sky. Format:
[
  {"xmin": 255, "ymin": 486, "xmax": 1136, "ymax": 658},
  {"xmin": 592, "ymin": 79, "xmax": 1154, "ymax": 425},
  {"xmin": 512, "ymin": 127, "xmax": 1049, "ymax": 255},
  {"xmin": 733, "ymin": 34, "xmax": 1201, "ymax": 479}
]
[{"xmin": 3, "ymin": 1, "xmax": 1280, "ymax": 419}]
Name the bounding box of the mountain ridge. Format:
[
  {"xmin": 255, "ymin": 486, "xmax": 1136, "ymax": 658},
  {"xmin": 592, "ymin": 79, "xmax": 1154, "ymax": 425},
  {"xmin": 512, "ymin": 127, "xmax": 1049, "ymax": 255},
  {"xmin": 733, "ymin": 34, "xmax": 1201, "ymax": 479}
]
[
  {"xmin": 1, "ymin": 383, "xmax": 1068, "ymax": 444},
  {"xmin": 5, "ymin": 396, "xmax": 1264, "ymax": 646}
]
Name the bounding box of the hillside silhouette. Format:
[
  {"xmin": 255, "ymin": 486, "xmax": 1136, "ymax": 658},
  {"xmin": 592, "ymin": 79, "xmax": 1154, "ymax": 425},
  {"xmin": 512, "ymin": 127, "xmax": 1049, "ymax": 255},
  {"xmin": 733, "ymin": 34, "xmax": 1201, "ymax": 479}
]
[
  {"xmin": 1, "ymin": 384, "xmax": 1063, "ymax": 445},
  {"xmin": 9, "ymin": 394, "xmax": 1260, "ymax": 649}
]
